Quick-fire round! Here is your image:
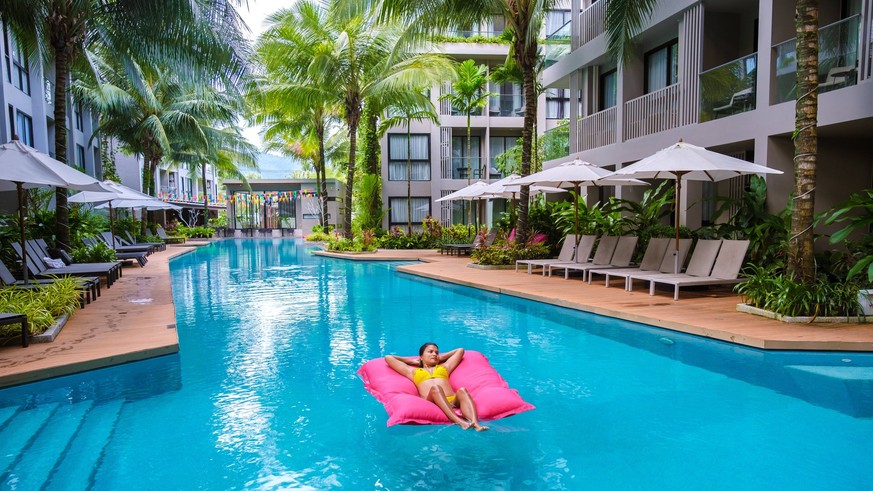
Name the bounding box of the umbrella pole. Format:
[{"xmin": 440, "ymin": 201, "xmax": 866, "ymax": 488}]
[
  {"xmin": 574, "ymin": 183, "xmax": 580, "ymax": 248},
  {"xmin": 109, "ymin": 203, "xmax": 116, "ymax": 249},
  {"xmin": 673, "ymin": 174, "xmax": 686, "ymax": 274},
  {"xmin": 17, "ymin": 182, "xmax": 28, "ymax": 284}
]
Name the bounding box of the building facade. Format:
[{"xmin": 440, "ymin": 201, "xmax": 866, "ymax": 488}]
[
  {"xmin": 223, "ymin": 179, "xmax": 345, "ymax": 235},
  {"xmin": 542, "ymin": 0, "xmax": 873, "ymax": 230}
]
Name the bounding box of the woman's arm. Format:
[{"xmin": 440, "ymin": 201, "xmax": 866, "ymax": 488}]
[
  {"xmin": 441, "ymin": 348, "xmax": 465, "ymax": 373},
  {"xmin": 384, "ymin": 355, "xmax": 417, "ymax": 380}
]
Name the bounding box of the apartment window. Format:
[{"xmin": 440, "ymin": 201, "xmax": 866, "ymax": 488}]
[
  {"xmin": 489, "ymin": 136, "xmax": 518, "ymax": 178},
  {"xmin": 488, "ymin": 81, "xmax": 523, "ymax": 116},
  {"xmin": 74, "ymin": 102, "xmax": 84, "ymax": 131},
  {"xmin": 599, "ymin": 70, "xmax": 617, "ymax": 110},
  {"xmin": 452, "ymin": 135, "xmax": 481, "ymax": 179},
  {"xmin": 491, "ymin": 15, "xmax": 506, "ymax": 36},
  {"xmin": 644, "ymin": 39, "xmax": 679, "ymax": 93},
  {"xmin": 388, "ymin": 134, "xmax": 431, "ymax": 181},
  {"xmin": 389, "ymin": 197, "xmax": 430, "ymax": 226},
  {"xmin": 546, "ymin": 89, "xmax": 570, "ymax": 119},
  {"xmin": 545, "ymin": 9, "xmax": 572, "ymax": 35},
  {"xmin": 5, "ymin": 33, "xmax": 30, "ymax": 95},
  {"xmin": 76, "ymin": 144, "xmax": 86, "ymax": 169},
  {"xmin": 13, "ymin": 110, "xmax": 34, "ymax": 147}
]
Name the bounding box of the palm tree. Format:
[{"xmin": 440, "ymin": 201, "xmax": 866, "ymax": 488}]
[
  {"xmin": 440, "ymin": 60, "xmax": 492, "ymax": 185},
  {"xmin": 261, "ymin": 0, "xmax": 452, "ymax": 238},
  {"xmin": 380, "ymin": 99, "xmax": 440, "ymax": 233},
  {"xmin": 604, "ymin": 0, "xmax": 821, "ymax": 281},
  {"xmin": 380, "ymin": 0, "xmax": 556, "ymax": 244},
  {"xmin": 1, "ymin": 0, "xmax": 248, "ymax": 250}
]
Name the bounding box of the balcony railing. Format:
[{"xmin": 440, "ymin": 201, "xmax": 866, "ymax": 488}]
[
  {"xmin": 451, "ymin": 157, "xmax": 485, "ymax": 180},
  {"xmin": 579, "ymin": 106, "xmax": 617, "ymax": 150},
  {"xmin": 699, "ymin": 53, "xmax": 757, "ymax": 122},
  {"xmin": 544, "ymin": 19, "xmax": 571, "ymax": 67},
  {"xmin": 439, "ymin": 83, "xmax": 486, "ymax": 116},
  {"xmin": 624, "ymin": 84, "xmax": 680, "ymax": 140},
  {"xmin": 488, "ymin": 92, "xmax": 525, "ymax": 117},
  {"xmin": 774, "ymin": 15, "xmax": 861, "ymax": 104},
  {"xmin": 579, "ymin": 0, "xmax": 607, "ymax": 46}
]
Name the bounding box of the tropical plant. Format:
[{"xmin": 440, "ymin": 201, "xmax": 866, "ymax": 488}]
[
  {"xmin": 71, "ymin": 242, "xmax": 117, "ymax": 263},
  {"xmin": 826, "ymin": 189, "xmax": 873, "ymax": 282},
  {"xmin": 471, "ymin": 243, "xmax": 550, "ymax": 265},
  {"xmin": 1, "ymin": 0, "xmax": 248, "ymax": 251},
  {"xmin": 381, "ymin": 0, "xmax": 558, "ymax": 245},
  {"xmin": 736, "ymin": 263, "xmax": 863, "ymax": 318},
  {"xmin": 0, "ymin": 278, "xmax": 82, "ymax": 339},
  {"xmin": 552, "ymin": 197, "xmax": 623, "ymax": 238}
]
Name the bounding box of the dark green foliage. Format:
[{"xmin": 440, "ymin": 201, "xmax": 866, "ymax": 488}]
[
  {"xmin": 71, "ymin": 242, "xmax": 117, "ymax": 263},
  {"xmin": 176, "ymin": 226, "xmax": 215, "ymax": 238},
  {"xmin": 736, "ymin": 263, "xmax": 863, "ymax": 318},
  {"xmin": 0, "ymin": 278, "xmax": 81, "ymax": 340},
  {"xmin": 826, "ymin": 189, "xmax": 873, "ymax": 283},
  {"xmin": 471, "ymin": 244, "xmax": 551, "ymax": 266}
]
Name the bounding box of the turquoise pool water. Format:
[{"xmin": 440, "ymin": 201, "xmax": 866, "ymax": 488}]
[{"xmin": 1, "ymin": 238, "xmax": 872, "ymax": 490}]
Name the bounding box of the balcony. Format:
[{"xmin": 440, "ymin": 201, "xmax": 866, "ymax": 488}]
[
  {"xmin": 488, "ymin": 91, "xmax": 525, "ymax": 117},
  {"xmin": 579, "ymin": 106, "xmax": 617, "ymax": 150},
  {"xmin": 624, "ymin": 84, "xmax": 680, "ymax": 140},
  {"xmin": 699, "ymin": 54, "xmax": 757, "ymax": 122},
  {"xmin": 451, "ymin": 157, "xmax": 486, "ymax": 180},
  {"xmin": 439, "ymin": 83, "xmax": 485, "ymax": 116},
  {"xmin": 579, "ymin": 0, "xmax": 606, "ymax": 46},
  {"xmin": 774, "ymin": 15, "xmax": 860, "ymax": 104},
  {"xmin": 544, "ymin": 19, "xmax": 571, "ymax": 68}
]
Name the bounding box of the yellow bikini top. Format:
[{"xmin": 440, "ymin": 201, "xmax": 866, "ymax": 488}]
[{"xmin": 413, "ymin": 365, "xmax": 449, "ymax": 385}]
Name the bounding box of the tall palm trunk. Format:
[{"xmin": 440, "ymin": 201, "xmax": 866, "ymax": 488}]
[
  {"xmin": 53, "ymin": 50, "xmax": 71, "ymax": 251},
  {"xmin": 406, "ymin": 120, "xmax": 412, "ymax": 234},
  {"xmin": 344, "ymin": 100, "xmax": 361, "ymax": 238},
  {"xmin": 316, "ymin": 123, "xmax": 329, "ymax": 229},
  {"xmin": 515, "ymin": 38, "xmax": 538, "ymax": 246},
  {"xmin": 202, "ymin": 163, "xmax": 209, "ymax": 225},
  {"xmin": 788, "ymin": 0, "xmax": 819, "ymax": 282},
  {"xmin": 466, "ymin": 112, "xmax": 473, "ymax": 225}
]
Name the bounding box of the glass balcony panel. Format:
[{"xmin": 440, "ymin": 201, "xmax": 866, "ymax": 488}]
[
  {"xmin": 451, "ymin": 157, "xmax": 485, "ymax": 180},
  {"xmin": 699, "ymin": 54, "xmax": 757, "ymax": 122},
  {"xmin": 544, "ymin": 19, "xmax": 571, "ymax": 67},
  {"xmin": 488, "ymin": 90, "xmax": 525, "ymax": 117},
  {"xmin": 774, "ymin": 15, "xmax": 860, "ymax": 104}
]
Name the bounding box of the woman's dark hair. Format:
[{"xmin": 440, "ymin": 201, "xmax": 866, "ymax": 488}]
[{"xmin": 418, "ymin": 342, "xmax": 437, "ymax": 367}]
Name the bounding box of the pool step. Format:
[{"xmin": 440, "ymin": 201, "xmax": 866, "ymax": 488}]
[
  {"xmin": 2, "ymin": 400, "xmax": 95, "ymax": 489},
  {"xmin": 0, "ymin": 405, "xmax": 19, "ymax": 430},
  {"xmin": 45, "ymin": 399, "xmax": 125, "ymax": 491},
  {"xmin": 0, "ymin": 403, "xmax": 59, "ymax": 478}
]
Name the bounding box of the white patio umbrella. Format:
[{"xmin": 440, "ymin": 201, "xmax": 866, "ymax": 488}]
[
  {"xmin": 0, "ymin": 138, "xmax": 112, "ymax": 283},
  {"xmin": 513, "ymin": 159, "xmax": 648, "ymax": 243},
  {"xmin": 610, "ymin": 140, "xmax": 783, "ymax": 272},
  {"xmin": 435, "ymin": 181, "xmax": 491, "ymax": 228},
  {"xmin": 480, "ymin": 174, "xmax": 567, "ymax": 198},
  {"xmin": 70, "ymin": 180, "xmax": 166, "ymax": 248}
]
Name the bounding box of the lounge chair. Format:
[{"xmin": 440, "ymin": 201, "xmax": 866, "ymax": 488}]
[
  {"xmin": 646, "ymin": 239, "xmax": 750, "ymax": 300},
  {"xmin": 552, "ymin": 235, "xmax": 638, "ymax": 281},
  {"xmin": 515, "ymin": 234, "xmax": 579, "ymax": 275},
  {"xmin": 14, "ymin": 242, "xmax": 121, "ymax": 288},
  {"xmin": 0, "ymin": 258, "xmax": 98, "ymax": 305},
  {"xmin": 154, "ymin": 225, "xmax": 186, "ymax": 244},
  {"xmin": 100, "ymin": 232, "xmax": 155, "ymax": 254},
  {"xmin": 548, "ymin": 236, "xmax": 620, "ymax": 280},
  {"xmin": 0, "ymin": 313, "xmax": 28, "ymax": 347},
  {"xmin": 595, "ymin": 238, "xmax": 693, "ymax": 290},
  {"xmin": 627, "ymin": 239, "xmax": 722, "ymax": 292},
  {"xmin": 447, "ymin": 230, "xmax": 497, "ymax": 256},
  {"xmin": 819, "ymin": 65, "xmax": 855, "ymax": 91},
  {"xmin": 587, "ymin": 237, "xmax": 671, "ymax": 287},
  {"xmin": 530, "ymin": 235, "xmax": 597, "ymax": 275},
  {"xmin": 83, "ymin": 237, "xmax": 149, "ymax": 267},
  {"xmin": 121, "ymin": 230, "xmax": 165, "ymax": 252}
]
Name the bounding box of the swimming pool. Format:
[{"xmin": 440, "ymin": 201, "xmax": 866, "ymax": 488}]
[{"xmin": 1, "ymin": 238, "xmax": 872, "ymax": 489}]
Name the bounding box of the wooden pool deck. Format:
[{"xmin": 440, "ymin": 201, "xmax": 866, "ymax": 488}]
[{"xmin": 1, "ymin": 241, "xmax": 871, "ymax": 389}]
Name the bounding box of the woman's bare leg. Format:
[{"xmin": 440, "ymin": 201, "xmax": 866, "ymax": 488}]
[
  {"xmin": 427, "ymin": 386, "xmax": 471, "ymax": 429},
  {"xmin": 455, "ymin": 387, "xmax": 488, "ymax": 431}
]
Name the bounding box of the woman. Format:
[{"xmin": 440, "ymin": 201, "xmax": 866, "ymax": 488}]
[{"xmin": 385, "ymin": 343, "xmax": 489, "ymax": 431}]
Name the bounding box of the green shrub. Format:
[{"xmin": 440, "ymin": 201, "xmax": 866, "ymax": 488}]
[
  {"xmin": 326, "ymin": 233, "xmax": 378, "ymax": 252},
  {"xmin": 736, "ymin": 264, "xmax": 863, "ymax": 318},
  {"xmin": 0, "ymin": 278, "xmax": 82, "ymax": 340},
  {"xmin": 306, "ymin": 231, "xmax": 332, "ymax": 242},
  {"xmin": 471, "ymin": 244, "xmax": 551, "ymax": 266},
  {"xmin": 176, "ymin": 226, "xmax": 215, "ymax": 238},
  {"xmin": 71, "ymin": 242, "xmax": 117, "ymax": 263}
]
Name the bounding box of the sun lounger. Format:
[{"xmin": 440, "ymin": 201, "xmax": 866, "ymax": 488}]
[
  {"xmin": 548, "ymin": 235, "xmax": 620, "ymax": 280},
  {"xmin": 14, "ymin": 242, "xmax": 121, "ymax": 288},
  {"xmin": 0, "ymin": 313, "xmax": 28, "ymax": 347},
  {"xmin": 100, "ymin": 232, "xmax": 154, "ymax": 254},
  {"xmin": 515, "ymin": 234, "xmax": 580, "ymax": 275},
  {"xmin": 154, "ymin": 225, "xmax": 186, "ymax": 244},
  {"xmin": 627, "ymin": 239, "xmax": 722, "ymax": 292},
  {"xmin": 646, "ymin": 239, "xmax": 750, "ymax": 300},
  {"xmin": 531, "ymin": 235, "xmax": 597, "ymax": 275},
  {"xmin": 0, "ymin": 258, "xmax": 98, "ymax": 305},
  {"xmin": 122, "ymin": 230, "xmax": 165, "ymax": 251},
  {"xmin": 591, "ymin": 238, "xmax": 689, "ymax": 289},
  {"xmin": 551, "ymin": 235, "xmax": 639, "ymax": 281}
]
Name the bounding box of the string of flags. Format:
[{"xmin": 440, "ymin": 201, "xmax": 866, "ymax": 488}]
[{"xmin": 156, "ymin": 190, "xmax": 321, "ymax": 206}]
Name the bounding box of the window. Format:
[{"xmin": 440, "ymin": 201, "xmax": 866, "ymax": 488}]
[
  {"xmin": 14, "ymin": 110, "xmax": 33, "ymax": 147},
  {"xmin": 644, "ymin": 39, "xmax": 679, "ymax": 93},
  {"xmin": 76, "ymin": 144, "xmax": 86, "ymax": 169},
  {"xmin": 74, "ymin": 102, "xmax": 83, "ymax": 131},
  {"xmin": 389, "ymin": 197, "xmax": 430, "ymax": 226},
  {"xmin": 599, "ymin": 70, "xmax": 617, "ymax": 110},
  {"xmin": 545, "ymin": 9, "xmax": 572, "ymax": 35},
  {"xmin": 452, "ymin": 135, "xmax": 481, "ymax": 179},
  {"xmin": 545, "ymin": 89, "xmax": 570, "ymax": 119},
  {"xmin": 5, "ymin": 32, "xmax": 30, "ymax": 95},
  {"xmin": 491, "ymin": 15, "xmax": 506, "ymax": 36},
  {"xmin": 388, "ymin": 134, "xmax": 430, "ymax": 181},
  {"xmin": 489, "ymin": 136, "xmax": 519, "ymax": 179},
  {"xmin": 488, "ymin": 81, "xmax": 523, "ymax": 116}
]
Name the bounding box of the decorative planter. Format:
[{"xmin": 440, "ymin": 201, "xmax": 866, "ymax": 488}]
[
  {"xmin": 467, "ymin": 263, "xmax": 516, "ymax": 270},
  {"xmin": 29, "ymin": 313, "xmax": 71, "ymax": 344},
  {"xmin": 737, "ymin": 303, "xmax": 871, "ymax": 324},
  {"xmin": 860, "ymin": 290, "xmax": 873, "ymax": 316}
]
